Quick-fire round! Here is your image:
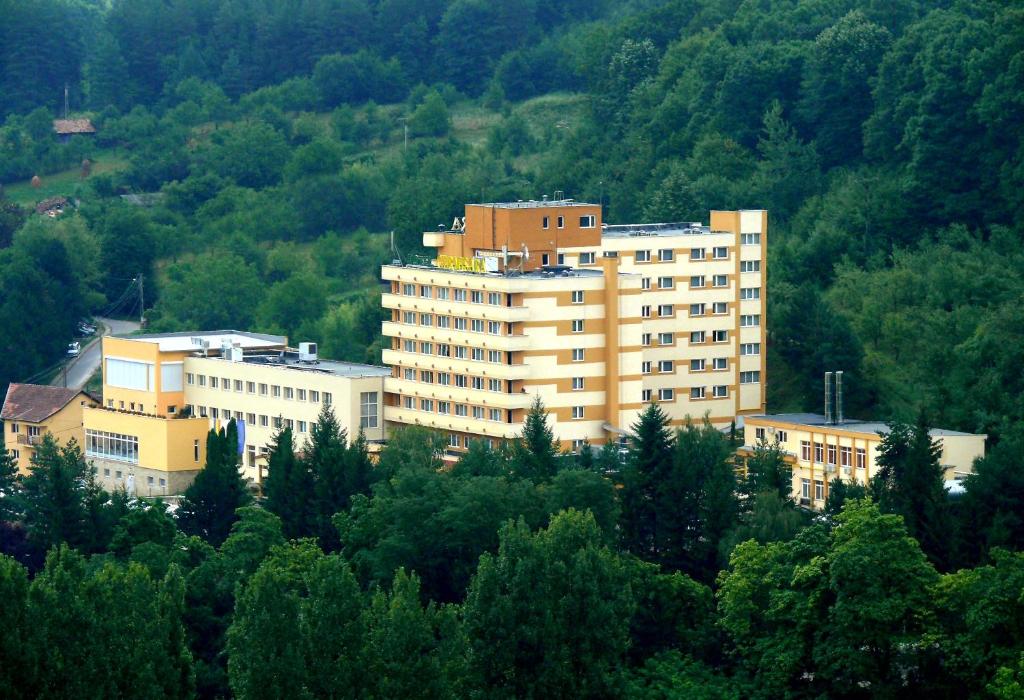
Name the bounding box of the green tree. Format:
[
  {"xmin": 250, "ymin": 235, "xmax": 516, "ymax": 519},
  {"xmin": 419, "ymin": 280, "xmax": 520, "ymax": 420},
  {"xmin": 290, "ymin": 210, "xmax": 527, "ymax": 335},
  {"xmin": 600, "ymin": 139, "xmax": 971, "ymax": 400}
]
[
  {"xmin": 302, "ymin": 555, "xmax": 366, "ymax": 698},
  {"xmin": 177, "ymin": 422, "xmax": 252, "ymax": 547},
  {"xmin": 108, "ymin": 500, "xmax": 177, "ymax": 558},
  {"xmin": 0, "ymin": 555, "xmax": 31, "ymax": 699},
  {"xmin": 620, "ymin": 403, "xmax": 673, "ymax": 558},
  {"xmin": 751, "ymin": 100, "xmax": 820, "ymax": 222},
  {"xmin": 0, "ymin": 447, "xmax": 21, "ymax": 524},
  {"xmin": 463, "ymin": 510, "xmax": 636, "ymax": 698},
  {"xmin": 408, "ymin": 90, "xmax": 451, "ymax": 137},
  {"xmin": 255, "ymin": 272, "xmax": 328, "ymax": 340},
  {"xmin": 741, "ymin": 438, "xmax": 792, "ymax": 501},
  {"xmin": 263, "ymin": 427, "xmax": 316, "ymax": 540},
  {"xmin": 152, "ymin": 252, "xmax": 264, "ymax": 331},
  {"xmin": 872, "ymin": 417, "xmax": 953, "ymax": 569},
  {"xmin": 19, "ymin": 435, "xmax": 96, "ymax": 553},
  {"xmin": 510, "ymin": 396, "xmax": 561, "ymax": 482},
  {"xmin": 199, "ymin": 120, "xmax": 289, "ymax": 188},
  {"xmin": 544, "ymin": 467, "xmax": 618, "ymax": 540},
  {"xmin": 960, "ymin": 426, "xmax": 1024, "ymax": 563}
]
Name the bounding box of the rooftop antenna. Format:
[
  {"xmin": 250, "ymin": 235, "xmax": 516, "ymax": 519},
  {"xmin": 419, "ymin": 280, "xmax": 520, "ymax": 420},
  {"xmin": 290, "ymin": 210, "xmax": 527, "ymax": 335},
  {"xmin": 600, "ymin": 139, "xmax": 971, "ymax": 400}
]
[
  {"xmin": 835, "ymin": 370, "xmax": 844, "ymax": 424},
  {"xmin": 389, "ymin": 230, "xmax": 405, "ymax": 266},
  {"xmin": 824, "ymin": 371, "xmax": 834, "ymax": 425}
]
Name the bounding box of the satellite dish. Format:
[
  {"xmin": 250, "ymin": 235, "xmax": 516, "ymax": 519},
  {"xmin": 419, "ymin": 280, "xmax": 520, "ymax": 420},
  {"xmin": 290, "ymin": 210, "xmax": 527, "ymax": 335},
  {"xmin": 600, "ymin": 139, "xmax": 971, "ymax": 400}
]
[{"xmin": 522, "ymin": 244, "xmax": 529, "ymax": 261}]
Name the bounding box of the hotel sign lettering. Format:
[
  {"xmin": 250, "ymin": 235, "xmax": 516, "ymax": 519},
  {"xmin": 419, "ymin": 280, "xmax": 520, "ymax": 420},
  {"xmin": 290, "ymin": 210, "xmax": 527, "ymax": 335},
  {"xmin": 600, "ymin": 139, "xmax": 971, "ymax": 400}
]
[{"xmin": 434, "ymin": 255, "xmax": 488, "ymax": 273}]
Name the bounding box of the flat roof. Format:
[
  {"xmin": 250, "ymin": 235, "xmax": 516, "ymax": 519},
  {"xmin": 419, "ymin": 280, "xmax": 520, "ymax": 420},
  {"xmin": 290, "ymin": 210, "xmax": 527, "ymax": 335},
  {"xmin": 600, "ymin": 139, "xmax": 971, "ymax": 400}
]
[
  {"xmin": 116, "ymin": 330, "xmax": 287, "ymax": 352},
  {"xmin": 602, "ymin": 222, "xmax": 721, "ymax": 238},
  {"xmin": 748, "ymin": 413, "xmax": 983, "ymax": 438},
  {"xmin": 470, "ymin": 199, "xmax": 597, "ymax": 209},
  {"xmin": 385, "ymin": 263, "xmax": 606, "ymax": 280},
  {"xmin": 195, "ymin": 353, "xmax": 390, "ymax": 378}
]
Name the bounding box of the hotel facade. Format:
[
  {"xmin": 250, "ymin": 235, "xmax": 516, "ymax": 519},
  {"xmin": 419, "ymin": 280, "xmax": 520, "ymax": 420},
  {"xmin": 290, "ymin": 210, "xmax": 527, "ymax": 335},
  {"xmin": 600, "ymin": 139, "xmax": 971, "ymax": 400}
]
[{"xmin": 381, "ymin": 199, "xmax": 767, "ymax": 455}]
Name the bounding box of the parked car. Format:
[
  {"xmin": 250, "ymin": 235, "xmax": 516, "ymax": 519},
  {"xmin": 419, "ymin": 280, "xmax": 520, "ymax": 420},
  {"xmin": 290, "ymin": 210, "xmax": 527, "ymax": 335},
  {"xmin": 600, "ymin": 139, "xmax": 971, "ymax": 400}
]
[
  {"xmin": 67, "ymin": 341, "xmax": 81, "ymax": 357},
  {"xmin": 77, "ymin": 320, "xmax": 96, "ymax": 335}
]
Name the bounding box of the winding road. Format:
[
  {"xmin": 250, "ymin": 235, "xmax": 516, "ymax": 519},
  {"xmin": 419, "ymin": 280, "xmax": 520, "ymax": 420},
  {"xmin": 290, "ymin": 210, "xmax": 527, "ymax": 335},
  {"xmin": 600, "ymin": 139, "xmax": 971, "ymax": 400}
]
[{"xmin": 51, "ymin": 317, "xmax": 140, "ymax": 390}]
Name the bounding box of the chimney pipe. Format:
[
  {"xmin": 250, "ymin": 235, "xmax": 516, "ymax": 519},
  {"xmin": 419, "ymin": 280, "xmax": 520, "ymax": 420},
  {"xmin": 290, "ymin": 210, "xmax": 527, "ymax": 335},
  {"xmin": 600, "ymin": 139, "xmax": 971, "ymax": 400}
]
[
  {"xmin": 824, "ymin": 372, "xmax": 834, "ymax": 425},
  {"xmin": 835, "ymin": 371, "xmax": 844, "ymax": 424}
]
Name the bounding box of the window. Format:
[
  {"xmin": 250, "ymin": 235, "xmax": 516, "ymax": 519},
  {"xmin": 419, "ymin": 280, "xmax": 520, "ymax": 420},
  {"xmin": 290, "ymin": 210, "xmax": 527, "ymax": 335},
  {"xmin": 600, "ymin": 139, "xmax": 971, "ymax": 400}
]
[
  {"xmin": 455, "ymin": 346, "xmax": 467, "ymax": 359},
  {"xmin": 439, "ymin": 402, "xmax": 450, "ymax": 415},
  {"xmin": 186, "ymin": 373, "xmax": 195, "ymax": 385},
  {"xmin": 168, "ymin": 405, "xmax": 177, "ymax": 415},
  {"xmin": 272, "ymin": 385, "xmax": 281, "ymax": 398},
  {"xmin": 658, "ymin": 276, "xmax": 674, "ymax": 289},
  {"xmin": 572, "ymin": 349, "xmax": 584, "ymax": 362},
  {"xmin": 690, "ymin": 359, "xmax": 705, "ymax": 371},
  {"xmin": 856, "ymin": 448, "xmax": 866, "ymax": 468},
  {"xmin": 642, "ymin": 361, "xmax": 652, "ymax": 374},
  {"xmin": 488, "ymin": 378, "xmax": 502, "ymax": 392},
  {"xmin": 801, "ymin": 441, "xmax": 811, "ymax": 460},
  {"xmin": 85, "ymin": 429, "xmax": 140, "ymax": 464},
  {"xmin": 420, "ymin": 399, "xmax": 434, "ymax": 412},
  {"xmin": 814, "ymin": 442, "xmax": 824, "ymax": 462},
  {"xmin": 198, "ymin": 375, "xmax": 207, "ymax": 387},
  {"xmin": 471, "ymin": 290, "xmax": 483, "ymax": 304},
  {"xmin": 421, "ymin": 370, "xmax": 434, "ymax": 383},
  {"xmin": 690, "ymin": 303, "xmax": 705, "ymax": 316},
  {"xmin": 642, "ymin": 389, "xmax": 652, "ymax": 401},
  {"xmin": 741, "ymin": 260, "xmax": 761, "ymax": 272},
  {"xmin": 557, "ymin": 216, "xmax": 565, "ymax": 229},
  {"xmin": 641, "ymin": 277, "xmax": 651, "ymax": 290},
  {"xmin": 438, "ymin": 344, "xmax": 451, "ymax": 357},
  {"xmin": 740, "ymin": 371, "xmax": 760, "ymax": 383},
  {"xmin": 454, "ymin": 317, "xmax": 467, "ymax": 331},
  {"xmin": 741, "ymin": 287, "xmax": 760, "ymax": 300},
  {"xmin": 741, "ymin": 314, "xmax": 760, "ymax": 327},
  {"xmin": 802, "ymin": 478, "xmax": 811, "ymax": 499},
  {"xmin": 439, "ymin": 372, "xmax": 451, "ymax": 386},
  {"xmin": 323, "ymin": 392, "xmax": 332, "ymax": 405},
  {"xmin": 471, "ymin": 319, "xmax": 484, "ymax": 333},
  {"xmin": 690, "ymin": 387, "xmax": 706, "ymax": 399},
  {"xmin": 273, "ymin": 417, "xmax": 282, "ymax": 429},
  {"xmin": 741, "ymin": 232, "xmax": 760, "ymax": 245},
  {"xmin": 542, "ymin": 253, "xmax": 551, "ymax": 266},
  {"xmin": 402, "ymin": 283, "xmax": 416, "ymax": 296},
  {"xmin": 635, "ymin": 250, "xmax": 651, "ymax": 262},
  {"xmin": 642, "ymin": 333, "xmax": 652, "ymax": 346},
  {"xmin": 690, "ymin": 247, "xmax": 705, "ymax": 260},
  {"xmin": 827, "ymin": 444, "xmax": 837, "ymax": 465},
  {"xmin": 437, "ymin": 287, "xmax": 450, "ymax": 300},
  {"xmin": 106, "ymin": 358, "xmax": 153, "ymax": 391},
  {"xmin": 659, "ymin": 332, "xmax": 674, "ymax": 345},
  {"xmin": 658, "ymin": 304, "xmax": 674, "ymax": 317},
  {"xmin": 740, "ymin": 343, "xmax": 760, "ymax": 355},
  {"xmin": 259, "ymin": 415, "xmax": 269, "ymax": 427},
  {"xmin": 420, "ymin": 285, "xmax": 432, "ymax": 298},
  {"xmin": 403, "ymin": 340, "xmax": 415, "ymax": 353},
  {"xmin": 8, "ymin": 423, "xmax": 17, "ymax": 434},
  {"xmin": 244, "ymin": 381, "xmax": 255, "ymax": 394},
  {"xmin": 572, "ymin": 377, "xmax": 584, "ymax": 390},
  {"xmin": 297, "ymin": 389, "xmax": 306, "ymax": 401},
  {"xmin": 455, "ymin": 289, "xmax": 467, "ymax": 302},
  {"xmin": 571, "ymin": 290, "xmax": 584, "ymax": 304},
  {"xmin": 572, "ymin": 439, "xmax": 586, "ymax": 453},
  {"xmin": 558, "ymin": 253, "xmax": 565, "ymax": 265},
  {"xmin": 840, "ymin": 446, "xmax": 852, "ymax": 467},
  {"xmin": 815, "ymin": 480, "xmax": 824, "ymax": 501},
  {"xmin": 437, "ymin": 316, "xmax": 450, "ymax": 329},
  {"xmin": 489, "ymin": 408, "xmax": 502, "ymax": 422},
  {"xmin": 579, "ymin": 215, "xmax": 596, "ymax": 228},
  {"xmin": 579, "ymin": 252, "xmax": 595, "ymax": 265},
  {"xmin": 470, "ymin": 348, "xmax": 483, "ymax": 362},
  {"xmin": 210, "ymin": 377, "xmax": 218, "ymax": 389},
  {"xmin": 472, "ymin": 376, "xmax": 485, "ymax": 390},
  {"xmin": 690, "ymin": 275, "xmax": 705, "ymax": 288},
  {"xmin": 456, "ymin": 404, "xmax": 468, "ymax": 417},
  {"xmin": 488, "ymin": 321, "xmax": 501, "ymax": 335},
  {"xmin": 713, "ymin": 246, "xmax": 728, "ymax": 259},
  {"xmin": 403, "ymin": 396, "xmax": 414, "ymax": 409},
  {"xmin": 211, "ymin": 408, "xmax": 219, "ymax": 419},
  {"xmin": 221, "ymin": 378, "xmax": 230, "ymax": 391},
  {"xmin": 421, "ymin": 342, "xmax": 434, "ymax": 355},
  {"xmin": 572, "ymin": 406, "xmax": 584, "ymax": 419},
  {"xmin": 310, "ymin": 390, "xmax": 320, "ymax": 403},
  {"xmin": 472, "ymin": 406, "xmax": 484, "ymax": 419},
  {"xmin": 755, "ymin": 428, "xmax": 766, "ymax": 440},
  {"xmin": 777, "ymin": 430, "xmax": 787, "ymax": 443},
  {"xmin": 488, "ymin": 292, "xmax": 501, "ymax": 306},
  {"xmin": 658, "ymin": 388, "xmax": 675, "ymax": 401},
  {"xmin": 455, "ymin": 374, "xmax": 467, "ymax": 388},
  {"xmin": 449, "ymin": 433, "xmax": 460, "ymax": 448},
  {"xmin": 658, "ymin": 360, "xmax": 674, "ymax": 373},
  {"xmin": 713, "ymin": 274, "xmax": 728, "ymax": 287},
  {"xmin": 690, "ymin": 331, "xmax": 705, "ymax": 344},
  {"xmin": 571, "ymin": 319, "xmax": 584, "ymax": 333},
  {"xmin": 488, "ymin": 350, "xmax": 501, "ymax": 363},
  {"xmin": 420, "ymin": 313, "xmax": 433, "ymax": 326},
  {"xmin": 713, "ymin": 385, "xmax": 728, "ymax": 398},
  {"xmin": 284, "ymin": 387, "xmax": 294, "ymax": 400},
  {"xmin": 233, "ymin": 380, "xmax": 242, "ymax": 392},
  {"xmin": 543, "ymin": 216, "xmax": 549, "ymax": 229},
  {"xmin": 641, "ymin": 305, "xmax": 651, "ymax": 318},
  {"xmin": 713, "ymin": 302, "xmax": 728, "ymax": 314}
]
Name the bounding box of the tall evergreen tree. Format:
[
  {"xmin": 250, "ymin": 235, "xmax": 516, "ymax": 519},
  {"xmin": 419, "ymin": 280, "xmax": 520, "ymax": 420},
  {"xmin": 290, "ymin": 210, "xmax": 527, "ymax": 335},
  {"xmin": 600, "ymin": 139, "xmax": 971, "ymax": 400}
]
[
  {"xmin": 19, "ymin": 435, "xmax": 93, "ymax": 553},
  {"xmin": 510, "ymin": 395, "xmax": 560, "ymax": 482},
  {"xmin": 620, "ymin": 403, "xmax": 673, "ymax": 557},
  {"xmin": 0, "ymin": 447, "xmax": 21, "ymax": 524},
  {"xmin": 741, "ymin": 437, "xmax": 792, "ymax": 501},
  {"xmin": 262, "ymin": 427, "xmax": 315, "ymax": 540},
  {"xmin": 871, "ymin": 416, "xmax": 953, "ymax": 569},
  {"xmin": 177, "ymin": 421, "xmax": 251, "ymax": 547}
]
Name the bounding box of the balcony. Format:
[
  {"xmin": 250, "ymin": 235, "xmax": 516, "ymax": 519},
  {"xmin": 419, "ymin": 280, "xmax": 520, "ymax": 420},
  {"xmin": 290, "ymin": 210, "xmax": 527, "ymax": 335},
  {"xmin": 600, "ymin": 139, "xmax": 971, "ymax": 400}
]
[
  {"xmin": 384, "ymin": 405, "xmax": 522, "ymax": 440},
  {"xmin": 381, "ymin": 322, "xmax": 532, "ymax": 351},
  {"xmin": 384, "ymin": 377, "xmax": 534, "ymax": 410},
  {"xmin": 16, "ymin": 434, "xmax": 41, "ymax": 446},
  {"xmin": 381, "ymin": 349, "xmax": 533, "ymax": 380},
  {"xmin": 381, "ymin": 294, "xmax": 532, "ymax": 322}
]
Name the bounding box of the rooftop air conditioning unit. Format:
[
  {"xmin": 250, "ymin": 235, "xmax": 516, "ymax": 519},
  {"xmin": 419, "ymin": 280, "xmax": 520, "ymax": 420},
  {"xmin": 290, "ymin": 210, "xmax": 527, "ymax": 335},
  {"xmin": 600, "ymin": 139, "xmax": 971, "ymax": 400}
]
[
  {"xmin": 299, "ymin": 342, "xmax": 318, "ymax": 362},
  {"xmin": 227, "ymin": 346, "xmax": 244, "ymax": 362}
]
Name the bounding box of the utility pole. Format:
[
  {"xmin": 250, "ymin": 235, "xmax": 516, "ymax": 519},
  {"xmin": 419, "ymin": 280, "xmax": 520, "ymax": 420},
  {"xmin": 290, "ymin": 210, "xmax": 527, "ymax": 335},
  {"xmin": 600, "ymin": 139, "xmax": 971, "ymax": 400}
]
[
  {"xmin": 138, "ymin": 273, "xmax": 144, "ymax": 326},
  {"xmin": 64, "ymin": 83, "xmax": 69, "ymax": 119}
]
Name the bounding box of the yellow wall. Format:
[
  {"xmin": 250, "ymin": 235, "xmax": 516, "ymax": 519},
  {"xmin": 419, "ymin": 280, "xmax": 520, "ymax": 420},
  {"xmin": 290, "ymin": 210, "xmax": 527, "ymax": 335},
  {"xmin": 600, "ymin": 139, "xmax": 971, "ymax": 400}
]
[
  {"xmin": 101, "ymin": 337, "xmax": 190, "ymax": 416},
  {"xmin": 83, "ymin": 406, "xmax": 208, "ymax": 472},
  {"xmin": 4, "ymin": 392, "xmax": 98, "ymax": 474}
]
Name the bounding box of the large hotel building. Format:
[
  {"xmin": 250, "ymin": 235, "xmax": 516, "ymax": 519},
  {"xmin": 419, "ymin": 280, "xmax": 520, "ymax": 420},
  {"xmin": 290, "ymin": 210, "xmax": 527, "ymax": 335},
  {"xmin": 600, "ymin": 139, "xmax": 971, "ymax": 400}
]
[{"xmin": 381, "ymin": 199, "xmax": 767, "ymax": 454}]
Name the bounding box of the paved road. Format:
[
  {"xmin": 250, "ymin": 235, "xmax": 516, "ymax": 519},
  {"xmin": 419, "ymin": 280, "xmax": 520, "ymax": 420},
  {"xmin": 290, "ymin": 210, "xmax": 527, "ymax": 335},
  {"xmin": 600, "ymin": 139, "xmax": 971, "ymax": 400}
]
[{"xmin": 52, "ymin": 317, "xmax": 141, "ymax": 390}]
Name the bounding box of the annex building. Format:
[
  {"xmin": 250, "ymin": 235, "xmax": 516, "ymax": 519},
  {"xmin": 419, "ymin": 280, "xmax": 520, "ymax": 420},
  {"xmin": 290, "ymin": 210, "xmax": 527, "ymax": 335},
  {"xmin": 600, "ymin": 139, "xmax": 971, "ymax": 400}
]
[
  {"xmin": 2, "ymin": 384, "xmax": 99, "ymax": 473},
  {"xmin": 381, "ymin": 199, "xmax": 767, "ymax": 455},
  {"xmin": 82, "ymin": 331, "xmax": 387, "ymax": 496},
  {"xmin": 737, "ymin": 413, "xmax": 985, "ymax": 510}
]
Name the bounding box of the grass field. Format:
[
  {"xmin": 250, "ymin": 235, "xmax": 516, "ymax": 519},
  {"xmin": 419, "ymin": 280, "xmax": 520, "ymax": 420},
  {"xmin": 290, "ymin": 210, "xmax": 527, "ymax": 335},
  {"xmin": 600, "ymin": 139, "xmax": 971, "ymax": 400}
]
[{"xmin": 5, "ymin": 147, "xmax": 129, "ymax": 207}]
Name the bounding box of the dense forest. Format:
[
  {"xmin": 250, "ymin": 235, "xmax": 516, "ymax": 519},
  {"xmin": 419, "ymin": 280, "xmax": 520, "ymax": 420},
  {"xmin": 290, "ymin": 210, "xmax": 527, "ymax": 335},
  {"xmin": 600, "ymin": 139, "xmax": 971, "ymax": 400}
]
[
  {"xmin": 1, "ymin": 400, "xmax": 1023, "ymax": 699},
  {"xmin": 1, "ymin": 0, "xmax": 1023, "ymax": 696}
]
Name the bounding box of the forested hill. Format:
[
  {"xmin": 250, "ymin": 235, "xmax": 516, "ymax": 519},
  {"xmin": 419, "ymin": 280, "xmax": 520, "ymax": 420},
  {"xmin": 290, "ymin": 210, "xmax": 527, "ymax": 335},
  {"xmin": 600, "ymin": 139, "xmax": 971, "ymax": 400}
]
[{"xmin": 1, "ymin": 0, "xmax": 1022, "ymax": 442}]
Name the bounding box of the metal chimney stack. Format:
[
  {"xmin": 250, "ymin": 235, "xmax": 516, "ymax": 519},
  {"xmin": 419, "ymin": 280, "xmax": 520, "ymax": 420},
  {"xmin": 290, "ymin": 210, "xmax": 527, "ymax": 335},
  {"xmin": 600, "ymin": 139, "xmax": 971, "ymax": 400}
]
[
  {"xmin": 824, "ymin": 372, "xmax": 834, "ymax": 425},
  {"xmin": 835, "ymin": 371, "xmax": 844, "ymax": 424}
]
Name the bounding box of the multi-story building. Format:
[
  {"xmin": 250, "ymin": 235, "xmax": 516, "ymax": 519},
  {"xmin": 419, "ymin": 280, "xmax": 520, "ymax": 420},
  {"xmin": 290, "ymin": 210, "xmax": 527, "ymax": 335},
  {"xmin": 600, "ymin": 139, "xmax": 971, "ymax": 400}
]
[
  {"xmin": 83, "ymin": 330, "xmax": 388, "ymax": 496},
  {"xmin": 2, "ymin": 384, "xmax": 100, "ymax": 473},
  {"xmin": 737, "ymin": 413, "xmax": 986, "ymax": 510},
  {"xmin": 381, "ymin": 199, "xmax": 767, "ymax": 455}
]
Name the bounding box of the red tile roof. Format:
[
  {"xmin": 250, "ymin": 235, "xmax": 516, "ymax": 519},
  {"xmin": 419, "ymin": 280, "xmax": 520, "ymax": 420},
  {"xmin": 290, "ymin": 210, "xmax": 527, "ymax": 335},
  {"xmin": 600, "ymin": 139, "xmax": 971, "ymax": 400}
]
[
  {"xmin": 1, "ymin": 384, "xmax": 88, "ymax": 423},
  {"xmin": 52, "ymin": 119, "xmax": 96, "ymax": 135}
]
